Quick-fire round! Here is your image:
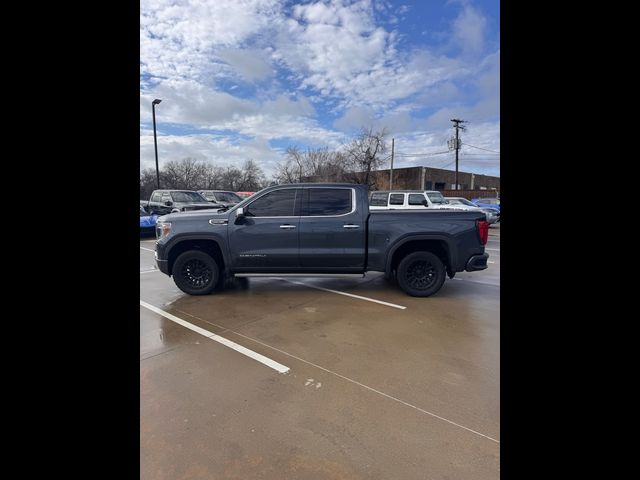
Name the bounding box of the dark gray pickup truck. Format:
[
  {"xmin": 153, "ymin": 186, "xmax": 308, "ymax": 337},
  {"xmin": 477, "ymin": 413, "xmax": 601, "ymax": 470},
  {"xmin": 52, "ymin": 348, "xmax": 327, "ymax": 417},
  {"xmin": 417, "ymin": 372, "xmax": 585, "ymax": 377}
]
[{"xmin": 153, "ymin": 183, "xmax": 489, "ymax": 297}]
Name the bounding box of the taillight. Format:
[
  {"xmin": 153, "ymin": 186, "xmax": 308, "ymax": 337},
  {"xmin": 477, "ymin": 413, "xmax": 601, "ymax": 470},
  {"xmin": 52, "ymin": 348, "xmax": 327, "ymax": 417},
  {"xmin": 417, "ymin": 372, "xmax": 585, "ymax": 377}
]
[{"xmin": 476, "ymin": 219, "xmax": 488, "ymax": 245}]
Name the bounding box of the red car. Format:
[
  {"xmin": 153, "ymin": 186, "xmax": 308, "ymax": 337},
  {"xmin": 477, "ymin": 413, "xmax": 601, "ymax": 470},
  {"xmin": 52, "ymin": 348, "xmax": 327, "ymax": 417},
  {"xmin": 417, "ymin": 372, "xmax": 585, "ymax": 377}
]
[{"xmin": 235, "ymin": 191, "xmax": 256, "ymax": 199}]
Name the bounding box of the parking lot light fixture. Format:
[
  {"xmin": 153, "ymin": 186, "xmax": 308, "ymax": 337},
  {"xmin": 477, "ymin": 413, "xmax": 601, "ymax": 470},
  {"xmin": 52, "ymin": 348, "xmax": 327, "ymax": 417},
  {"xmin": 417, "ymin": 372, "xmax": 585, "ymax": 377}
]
[{"xmin": 152, "ymin": 99, "xmax": 162, "ymax": 189}]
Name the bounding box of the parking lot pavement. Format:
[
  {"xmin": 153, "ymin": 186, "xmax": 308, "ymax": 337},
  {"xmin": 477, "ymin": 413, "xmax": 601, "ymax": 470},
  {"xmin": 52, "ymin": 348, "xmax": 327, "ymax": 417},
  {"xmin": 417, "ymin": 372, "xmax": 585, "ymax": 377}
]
[{"xmin": 140, "ymin": 226, "xmax": 500, "ymax": 479}]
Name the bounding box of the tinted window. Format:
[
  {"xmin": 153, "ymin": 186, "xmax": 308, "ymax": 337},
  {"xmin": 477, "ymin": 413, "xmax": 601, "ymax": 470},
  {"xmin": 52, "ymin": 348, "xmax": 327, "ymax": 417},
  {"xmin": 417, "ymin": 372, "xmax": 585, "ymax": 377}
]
[
  {"xmin": 151, "ymin": 192, "xmax": 161, "ymax": 203},
  {"xmin": 305, "ymin": 188, "xmax": 351, "ymax": 216},
  {"xmin": 370, "ymin": 192, "xmax": 389, "ymax": 206},
  {"xmin": 216, "ymin": 192, "xmax": 242, "ymax": 203},
  {"xmin": 246, "ymin": 189, "xmax": 296, "ymax": 217},
  {"xmin": 408, "ymin": 194, "xmax": 426, "ymax": 206},
  {"xmin": 171, "ymin": 191, "xmax": 207, "ymax": 203},
  {"xmin": 389, "ymin": 194, "xmax": 404, "ymax": 205}
]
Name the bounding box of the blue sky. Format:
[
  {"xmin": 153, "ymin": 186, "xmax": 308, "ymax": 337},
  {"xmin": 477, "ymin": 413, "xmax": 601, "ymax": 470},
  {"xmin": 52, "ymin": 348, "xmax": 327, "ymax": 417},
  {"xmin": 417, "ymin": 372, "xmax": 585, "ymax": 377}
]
[{"xmin": 140, "ymin": 0, "xmax": 500, "ymax": 178}]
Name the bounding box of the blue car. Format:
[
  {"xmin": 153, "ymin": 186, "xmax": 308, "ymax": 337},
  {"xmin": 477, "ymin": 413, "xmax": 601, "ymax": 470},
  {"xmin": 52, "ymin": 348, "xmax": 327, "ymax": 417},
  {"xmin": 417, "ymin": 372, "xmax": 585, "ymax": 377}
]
[
  {"xmin": 472, "ymin": 197, "xmax": 500, "ymax": 212},
  {"xmin": 140, "ymin": 205, "xmax": 159, "ymax": 236}
]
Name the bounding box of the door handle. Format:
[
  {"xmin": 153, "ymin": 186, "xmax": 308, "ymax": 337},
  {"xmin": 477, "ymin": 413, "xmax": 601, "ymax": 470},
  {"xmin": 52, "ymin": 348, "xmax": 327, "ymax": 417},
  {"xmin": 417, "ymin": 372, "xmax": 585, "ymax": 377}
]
[
  {"xmin": 343, "ymin": 224, "xmax": 360, "ymax": 228},
  {"xmin": 280, "ymin": 224, "xmax": 297, "ymax": 229}
]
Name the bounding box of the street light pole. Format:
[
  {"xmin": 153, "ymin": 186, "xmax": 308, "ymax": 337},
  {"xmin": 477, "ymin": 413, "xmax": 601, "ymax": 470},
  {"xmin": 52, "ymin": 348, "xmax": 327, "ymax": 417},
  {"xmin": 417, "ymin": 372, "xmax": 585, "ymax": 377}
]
[{"xmin": 152, "ymin": 99, "xmax": 162, "ymax": 189}]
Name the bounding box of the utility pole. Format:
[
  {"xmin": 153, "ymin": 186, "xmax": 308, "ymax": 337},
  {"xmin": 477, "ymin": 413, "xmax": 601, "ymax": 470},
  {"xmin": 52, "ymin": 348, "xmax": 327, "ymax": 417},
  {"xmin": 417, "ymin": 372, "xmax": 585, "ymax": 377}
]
[
  {"xmin": 450, "ymin": 118, "xmax": 466, "ymax": 190},
  {"xmin": 389, "ymin": 138, "xmax": 394, "ymax": 189}
]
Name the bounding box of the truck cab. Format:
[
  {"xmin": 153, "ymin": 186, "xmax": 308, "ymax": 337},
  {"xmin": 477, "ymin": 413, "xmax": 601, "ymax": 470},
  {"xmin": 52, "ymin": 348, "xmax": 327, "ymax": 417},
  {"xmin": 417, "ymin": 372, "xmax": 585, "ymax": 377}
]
[{"xmin": 369, "ymin": 190, "xmax": 449, "ymax": 210}]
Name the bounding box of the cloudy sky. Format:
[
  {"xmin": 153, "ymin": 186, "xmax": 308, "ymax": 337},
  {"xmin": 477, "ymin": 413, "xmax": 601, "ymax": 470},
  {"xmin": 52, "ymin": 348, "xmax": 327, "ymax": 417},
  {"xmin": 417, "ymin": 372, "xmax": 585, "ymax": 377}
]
[{"xmin": 140, "ymin": 0, "xmax": 500, "ymax": 178}]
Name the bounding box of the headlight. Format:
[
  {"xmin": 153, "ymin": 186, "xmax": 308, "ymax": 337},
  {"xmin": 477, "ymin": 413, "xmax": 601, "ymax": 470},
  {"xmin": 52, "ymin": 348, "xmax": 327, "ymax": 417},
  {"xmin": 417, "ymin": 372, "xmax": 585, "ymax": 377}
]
[{"xmin": 156, "ymin": 222, "xmax": 172, "ymax": 240}]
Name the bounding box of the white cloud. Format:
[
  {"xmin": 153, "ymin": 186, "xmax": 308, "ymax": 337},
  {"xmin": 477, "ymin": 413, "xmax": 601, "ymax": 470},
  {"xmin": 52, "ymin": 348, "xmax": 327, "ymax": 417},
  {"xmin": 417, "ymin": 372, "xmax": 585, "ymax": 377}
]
[
  {"xmin": 140, "ymin": 0, "xmax": 282, "ymax": 82},
  {"xmin": 139, "ymin": 0, "xmax": 499, "ymax": 178},
  {"xmin": 451, "ymin": 1, "xmax": 487, "ymax": 56},
  {"xmin": 140, "ymin": 133, "xmax": 284, "ymax": 175},
  {"xmin": 217, "ymin": 48, "xmax": 274, "ymax": 82}
]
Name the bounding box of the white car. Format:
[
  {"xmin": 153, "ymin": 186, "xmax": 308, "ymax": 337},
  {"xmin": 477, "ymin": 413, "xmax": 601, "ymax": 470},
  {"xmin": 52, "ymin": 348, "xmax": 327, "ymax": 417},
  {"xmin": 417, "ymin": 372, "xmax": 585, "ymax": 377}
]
[{"xmin": 369, "ymin": 190, "xmax": 450, "ymax": 210}]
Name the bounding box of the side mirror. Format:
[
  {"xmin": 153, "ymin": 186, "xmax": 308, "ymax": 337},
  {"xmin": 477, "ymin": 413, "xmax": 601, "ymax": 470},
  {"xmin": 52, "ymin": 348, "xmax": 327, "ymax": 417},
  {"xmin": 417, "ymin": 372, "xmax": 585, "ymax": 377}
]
[
  {"xmin": 236, "ymin": 207, "xmax": 244, "ymax": 218},
  {"xmin": 165, "ymin": 200, "xmax": 173, "ymax": 206},
  {"xmin": 422, "ymin": 199, "xmax": 429, "ymax": 207}
]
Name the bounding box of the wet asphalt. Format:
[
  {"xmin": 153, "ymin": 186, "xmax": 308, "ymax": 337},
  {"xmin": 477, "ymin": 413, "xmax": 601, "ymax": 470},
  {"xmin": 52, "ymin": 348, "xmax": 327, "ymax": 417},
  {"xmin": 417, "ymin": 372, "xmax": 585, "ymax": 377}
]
[{"xmin": 140, "ymin": 225, "xmax": 500, "ymax": 479}]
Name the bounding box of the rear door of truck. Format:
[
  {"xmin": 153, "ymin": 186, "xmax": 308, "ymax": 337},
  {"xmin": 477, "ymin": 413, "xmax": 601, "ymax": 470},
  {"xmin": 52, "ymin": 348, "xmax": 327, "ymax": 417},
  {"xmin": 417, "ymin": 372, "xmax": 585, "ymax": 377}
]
[{"xmin": 298, "ymin": 186, "xmax": 366, "ymax": 269}]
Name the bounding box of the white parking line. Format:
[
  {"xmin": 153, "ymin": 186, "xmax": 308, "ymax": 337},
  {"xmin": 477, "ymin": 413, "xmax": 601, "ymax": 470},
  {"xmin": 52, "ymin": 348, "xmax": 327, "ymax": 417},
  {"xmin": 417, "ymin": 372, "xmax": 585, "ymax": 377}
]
[
  {"xmin": 140, "ymin": 300, "xmax": 290, "ymax": 374},
  {"xmin": 176, "ymin": 308, "xmax": 498, "ymax": 444},
  {"xmin": 280, "ymin": 279, "xmax": 407, "ymax": 310},
  {"xmin": 140, "ymin": 269, "xmax": 159, "ymax": 274},
  {"xmin": 140, "ymin": 240, "xmax": 156, "ymax": 243},
  {"xmin": 140, "ymin": 246, "xmax": 155, "ymax": 252},
  {"xmin": 452, "ymin": 278, "xmax": 500, "ymax": 287},
  {"xmin": 485, "ymin": 248, "xmax": 500, "ymax": 252}
]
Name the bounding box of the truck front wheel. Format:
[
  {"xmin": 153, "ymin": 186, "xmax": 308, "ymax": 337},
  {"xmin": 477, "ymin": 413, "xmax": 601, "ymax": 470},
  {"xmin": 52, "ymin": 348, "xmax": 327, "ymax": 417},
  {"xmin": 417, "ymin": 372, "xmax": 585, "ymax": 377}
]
[
  {"xmin": 172, "ymin": 250, "xmax": 219, "ymax": 295},
  {"xmin": 396, "ymin": 251, "xmax": 446, "ymax": 297}
]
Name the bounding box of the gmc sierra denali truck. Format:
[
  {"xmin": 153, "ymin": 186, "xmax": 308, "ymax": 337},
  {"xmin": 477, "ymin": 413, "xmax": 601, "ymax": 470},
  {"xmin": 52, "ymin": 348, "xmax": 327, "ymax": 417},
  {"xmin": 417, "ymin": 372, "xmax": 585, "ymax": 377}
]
[{"xmin": 154, "ymin": 184, "xmax": 489, "ymax": 297}]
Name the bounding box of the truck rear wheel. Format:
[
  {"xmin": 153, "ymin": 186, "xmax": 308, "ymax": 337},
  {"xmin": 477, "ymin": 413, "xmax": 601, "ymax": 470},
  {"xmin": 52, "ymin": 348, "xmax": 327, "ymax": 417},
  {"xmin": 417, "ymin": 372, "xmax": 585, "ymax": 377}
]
[
  {"xmin": 172, "ymin": 250, "xmax": 219, "ymax": 295},
  {"xmin": 396, "ymin": 251, "xmax": 446, "ymax": 297}
]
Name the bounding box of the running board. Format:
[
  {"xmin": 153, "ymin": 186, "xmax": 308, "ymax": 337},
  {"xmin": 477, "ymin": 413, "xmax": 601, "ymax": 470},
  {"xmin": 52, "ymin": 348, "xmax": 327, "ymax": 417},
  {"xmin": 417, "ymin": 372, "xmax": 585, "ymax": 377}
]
[{"xmin": 234, "ymin": 273, "xmax": 366, "ymax": 278}]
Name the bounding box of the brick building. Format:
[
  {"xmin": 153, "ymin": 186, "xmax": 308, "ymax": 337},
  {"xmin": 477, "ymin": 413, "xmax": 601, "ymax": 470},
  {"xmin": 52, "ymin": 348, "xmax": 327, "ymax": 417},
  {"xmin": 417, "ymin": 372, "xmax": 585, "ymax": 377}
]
[{"xmin": 370, "ymin": 166, "xmax": 500, "ymax": 191}]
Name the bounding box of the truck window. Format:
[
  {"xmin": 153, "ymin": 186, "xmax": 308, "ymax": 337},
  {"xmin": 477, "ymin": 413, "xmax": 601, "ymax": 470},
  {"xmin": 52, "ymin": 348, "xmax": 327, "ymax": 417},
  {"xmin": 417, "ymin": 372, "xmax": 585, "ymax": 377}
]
[
  {"xmin": 304, "ymin": 188, "xmax": 352, "ymax": 216},
  {"xmin": 370, "ymin": 192, "xmax": 388, "ymax": 206},
  {"xmin": 151, "ymin": 192, "xmax": 161, "ymax": 203},
  {"xmin": 389, "ymin": 194, "xmax": 404, "ymax": 205},
  {"xmin": 245, "ymin": 189, "xmax": 297, "ymax": 217},
  {"xmin": 408, "ymin": 194, "xmax": 426, "ymax": 206},
  {"xmin": 426, "ymin": 192, "xmax": 445, "ymax": 204}
]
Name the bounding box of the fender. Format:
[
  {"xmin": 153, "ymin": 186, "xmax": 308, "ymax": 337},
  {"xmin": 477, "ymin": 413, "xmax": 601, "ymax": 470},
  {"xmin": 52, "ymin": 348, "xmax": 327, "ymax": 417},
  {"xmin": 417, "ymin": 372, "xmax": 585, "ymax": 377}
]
[
  {"xmin": 163, "ymin": 232, "xmax": 230, "ymax": 273},
  {"xmin": 384, "ymin": 233, "xmax": 457, "ymax": 276}
]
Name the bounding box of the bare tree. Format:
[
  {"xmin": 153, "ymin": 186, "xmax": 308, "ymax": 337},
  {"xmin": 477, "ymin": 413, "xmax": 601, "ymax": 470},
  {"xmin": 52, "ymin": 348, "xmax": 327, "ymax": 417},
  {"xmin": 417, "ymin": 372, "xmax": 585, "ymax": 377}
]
[
  {"xmin": 237, "ymin": 159, "xmax": 265, "ymax": 191},
  {"xmin": 342, "ymin": 127, "xmax": 389, "ymax": 188},
  {"xmin": 273, "ymin": 146, "xmax": 347, "ymax": 184},
  {"xmin": 161, "ymin": 158, "xmax": 210, "ymax": 190},
  {"xmin": 202, "ymin": 164, "xmax": 224, "ymax": 189},
  {"xmin": 140, "ymin": 168, "xmax": 159, "ymax": 199}
]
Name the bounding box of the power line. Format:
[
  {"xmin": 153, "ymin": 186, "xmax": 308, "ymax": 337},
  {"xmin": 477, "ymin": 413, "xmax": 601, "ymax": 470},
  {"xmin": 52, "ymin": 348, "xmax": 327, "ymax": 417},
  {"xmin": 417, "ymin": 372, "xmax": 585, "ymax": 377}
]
[
  {"xmin": 461, "ymin": 153, "xmax": 500, "ymax": 156},
  {"xmin": 395, "ymin": 150, "xmax": 450, "ymax": 157},
  {"xmin": 461, "ymin": 142, "xmax": 500, "ymax": 154}
]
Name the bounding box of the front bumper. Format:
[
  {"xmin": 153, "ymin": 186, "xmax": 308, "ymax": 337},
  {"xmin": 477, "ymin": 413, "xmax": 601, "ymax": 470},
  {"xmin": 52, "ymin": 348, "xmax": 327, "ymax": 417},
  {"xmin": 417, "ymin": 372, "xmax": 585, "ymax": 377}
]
[
  {"xmin": 465, "ymin": 253, "xmax": 489, "ymax": 271},
  {"xmin": 154, "ymin": 242, "xmax": 170, "ymax": 275}
]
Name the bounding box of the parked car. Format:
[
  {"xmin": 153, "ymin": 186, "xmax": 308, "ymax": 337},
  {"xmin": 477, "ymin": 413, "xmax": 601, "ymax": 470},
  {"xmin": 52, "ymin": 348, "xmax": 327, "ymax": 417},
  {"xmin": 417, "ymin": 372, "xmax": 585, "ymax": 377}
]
[
  {"xmin": 154, "ymin": 183, "xmax": 489, "ymax": 297},
  {"xmin": 236, "ymin": 191, "xmax": 256, "ymax": 199},
  {"xmin": 198, "ymin": 190, "xmax": 243, "ymax": 209},
  {"xmin": 443, "ymin": 197, "xmax": 500, "ymax": 224},
  {"xmin": 145, "ymin": 190, "xmax": 220, "ymax": 213},
  {"xmin": 140, "ymin": 205, "xmax": 159, "ymax": 236},
  {"xmin": 369, "ymin": 190, "xmax": 449, "ymax": 210},
  {"xmin": 140, "ymin": 200, "xmax": 172, "ymax": 216},
  {"xmin": 472, "ymin": 197, "xmax": 500, "ymax": 212}
]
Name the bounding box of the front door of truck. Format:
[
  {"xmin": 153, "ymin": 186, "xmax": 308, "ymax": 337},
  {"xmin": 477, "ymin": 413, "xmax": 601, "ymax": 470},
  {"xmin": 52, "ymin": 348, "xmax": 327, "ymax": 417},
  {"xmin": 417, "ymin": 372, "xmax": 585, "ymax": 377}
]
[{"xmin": 228, "ymin": 188, "xmax": 301, "ymax": 271}]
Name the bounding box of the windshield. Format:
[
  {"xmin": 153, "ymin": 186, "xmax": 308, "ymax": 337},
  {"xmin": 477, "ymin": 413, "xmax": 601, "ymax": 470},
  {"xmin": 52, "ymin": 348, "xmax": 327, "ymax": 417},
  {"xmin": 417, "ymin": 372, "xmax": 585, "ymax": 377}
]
[
  {"xmin": 426, "ymin": 192, "xmax": 445, "ymax": 204},
  {"xmin": 171, "ymin": 191, "xmax": 207, "ymax": 203},
  {"xmin": 215, "ymin": 192, "xmax": 242, "ymax": 203}
]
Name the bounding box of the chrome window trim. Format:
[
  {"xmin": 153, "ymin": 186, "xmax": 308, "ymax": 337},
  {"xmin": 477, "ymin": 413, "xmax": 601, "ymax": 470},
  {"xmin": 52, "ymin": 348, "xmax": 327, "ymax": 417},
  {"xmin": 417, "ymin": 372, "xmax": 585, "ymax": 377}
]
[{"xmin": 242, "ymin": 186, "xmax": 356, "ymax": 219}]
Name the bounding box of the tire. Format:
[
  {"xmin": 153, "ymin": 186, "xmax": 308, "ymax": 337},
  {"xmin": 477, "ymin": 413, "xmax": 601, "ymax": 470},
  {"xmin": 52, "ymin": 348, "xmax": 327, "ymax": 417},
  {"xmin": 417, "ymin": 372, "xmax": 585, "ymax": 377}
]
[
  {"xmin": 396, "ymin": 251, "xmax": 446, "ymax": 297},
  {"xmin": 172, "ymin": 250, "xmax": 219, "ymax": 295}
]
